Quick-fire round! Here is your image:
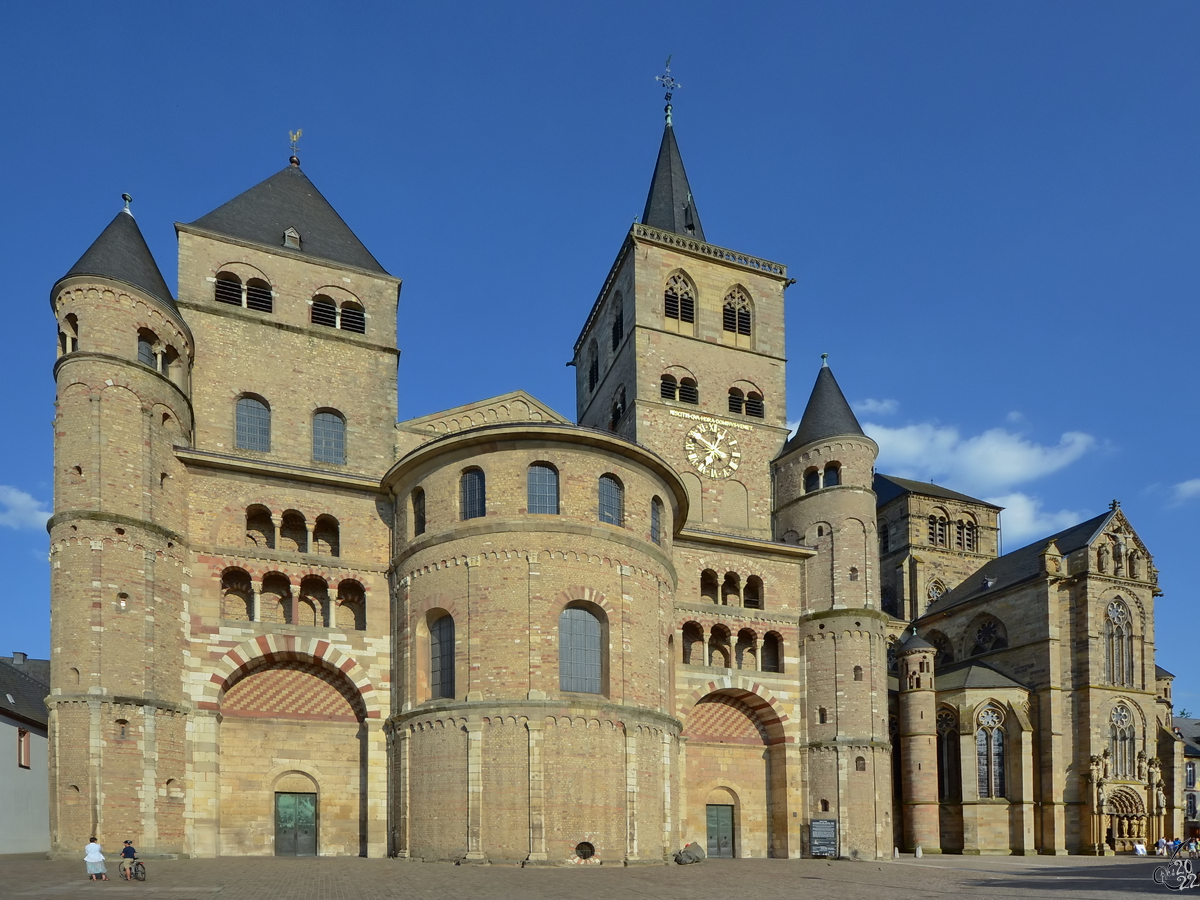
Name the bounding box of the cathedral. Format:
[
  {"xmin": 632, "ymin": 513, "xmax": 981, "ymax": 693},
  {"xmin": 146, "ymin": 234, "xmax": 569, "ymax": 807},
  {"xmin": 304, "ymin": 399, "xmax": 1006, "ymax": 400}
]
[{"xmin": 45, "ymin": 103, "xmax": 1185, "ymax": 862}]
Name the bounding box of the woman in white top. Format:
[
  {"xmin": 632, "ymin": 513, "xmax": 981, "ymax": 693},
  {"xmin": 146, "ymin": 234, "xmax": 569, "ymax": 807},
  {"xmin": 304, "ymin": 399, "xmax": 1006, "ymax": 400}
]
[{"xmin": 83, "ymin": 838, "xmax": 109, "ymax": 881}]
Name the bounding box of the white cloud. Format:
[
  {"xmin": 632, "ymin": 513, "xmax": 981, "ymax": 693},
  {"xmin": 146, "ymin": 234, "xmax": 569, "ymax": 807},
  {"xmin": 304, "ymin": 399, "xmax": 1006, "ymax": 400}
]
[
  {"xmin": 0, "ymin": 486, "xmax": 51, "ymax": 530},
  {"xmin": 1172, "ymin": 479, "xmax": 1200, "ymax": 504},
  {"xmin": 864, "ymin": 422, "xmax": 1094, "ymax": 496},
  {"xmin": 986, "ymin": 492, "xmax": 1088, "ymax": 548},
  {"xmin": 853, "ymin": 398, "xmax": 899, "ymax": 416}
]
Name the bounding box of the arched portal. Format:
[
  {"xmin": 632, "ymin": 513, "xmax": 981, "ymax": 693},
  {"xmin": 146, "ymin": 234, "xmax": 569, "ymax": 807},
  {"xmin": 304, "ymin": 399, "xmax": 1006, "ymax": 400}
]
[
  {"xmin": 213, "ymin": 651, "xmax": 373, "ymax": 857},
  {"xmin": 681, "ymin": 688, "xmax": 790, "ymax": 858},
  {"xmin": 1105, "ymin": 786, "xmax": 1147, "ymax": 853}
]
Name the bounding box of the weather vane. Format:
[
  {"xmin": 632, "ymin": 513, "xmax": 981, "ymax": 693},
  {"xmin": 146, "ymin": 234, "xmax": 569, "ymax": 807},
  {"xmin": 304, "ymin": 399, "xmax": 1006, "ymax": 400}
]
[
  {"xmin": 656, "ymin": 55, "xmax": 680, "ymax": 125},
  {"xmin": 289, "ymin": 128, "xmax": 303, "ymax": 164}
]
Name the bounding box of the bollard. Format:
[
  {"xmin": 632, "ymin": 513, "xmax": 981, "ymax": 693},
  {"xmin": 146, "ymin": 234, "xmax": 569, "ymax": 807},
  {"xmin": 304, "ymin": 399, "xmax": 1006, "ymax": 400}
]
[{"xmin": 915, "ymin": 846, "xmax": 923, "ymax": 859}]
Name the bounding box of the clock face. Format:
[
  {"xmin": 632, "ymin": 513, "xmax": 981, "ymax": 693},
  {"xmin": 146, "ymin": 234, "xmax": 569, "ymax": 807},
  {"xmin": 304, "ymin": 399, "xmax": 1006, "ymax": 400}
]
[{"xmin": 685, "ymin": 425, "xmax": 741, "ymax": 479}]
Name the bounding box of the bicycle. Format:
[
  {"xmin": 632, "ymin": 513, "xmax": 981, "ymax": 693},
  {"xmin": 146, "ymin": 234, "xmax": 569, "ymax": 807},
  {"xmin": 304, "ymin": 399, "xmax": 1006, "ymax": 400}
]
[{"xmin": 132, "ymin": 861, "xmax": 146, "ymax": 882}]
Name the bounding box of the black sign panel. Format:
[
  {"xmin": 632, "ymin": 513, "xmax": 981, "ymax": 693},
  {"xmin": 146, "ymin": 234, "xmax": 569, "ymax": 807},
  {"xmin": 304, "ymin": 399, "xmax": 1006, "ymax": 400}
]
[{"xmin": 811, "ymin": 818, "xmax": 838, "ymax": 858}]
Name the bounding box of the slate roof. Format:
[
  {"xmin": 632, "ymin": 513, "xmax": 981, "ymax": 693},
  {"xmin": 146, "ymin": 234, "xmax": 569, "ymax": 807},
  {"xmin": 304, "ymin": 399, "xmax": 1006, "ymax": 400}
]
[
  {"xmin": 57, "ymin": 209, "xmax": 176, "ymax": 312},
  {"xmin": 874, "ymin": 473, "xmax": 1002, "ymax": 510},
  {"xmin": 188, "ymin": 163, "xmax": 387, "ymax": 275},
  {"xmin": 1174, "ymin": 719, "xmax": 1200, "ymax": 758},
  {"xmin": 933, "ymin": 659, "xmax": 1028, "ymax": 692},
  {"xmin": 1156, "ymin": 664, "xmax": 1175, "ymax": 680},
  {"xmin": 780, "ymin": 364, "xmax": 865, "ymax": 454},
  {"xmin": 641, "ymin": 124, "xmax": 705, "ymax": 241},
  {"xmin": 899, "ymin": 632, "xmax": 935, "ymax": 653},
  {"xmin": 0, "ymin": 658, "xmax": 49, "ymax": 729},
  {"xmin": 924, "ymin": 510, "xmax": 1114, "ymax": 615}
]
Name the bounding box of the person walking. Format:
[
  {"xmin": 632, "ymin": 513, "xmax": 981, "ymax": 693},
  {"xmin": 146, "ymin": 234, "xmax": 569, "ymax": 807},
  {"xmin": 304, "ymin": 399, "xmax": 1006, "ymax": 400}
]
[{"xmin": 83, "ymin": 837, "xmax": 109, "ymax": 881}]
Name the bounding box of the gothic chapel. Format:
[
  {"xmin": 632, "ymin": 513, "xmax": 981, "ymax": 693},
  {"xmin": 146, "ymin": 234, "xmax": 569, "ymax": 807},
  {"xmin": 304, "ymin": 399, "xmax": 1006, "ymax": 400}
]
[{"xmin": 46, "ymin": 102, "xmax": 1184, "ymax": 861}]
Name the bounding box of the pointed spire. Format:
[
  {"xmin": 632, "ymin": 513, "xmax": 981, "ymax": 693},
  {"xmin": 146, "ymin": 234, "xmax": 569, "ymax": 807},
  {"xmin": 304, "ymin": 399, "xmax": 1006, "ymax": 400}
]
[
  {"xmin": 189, "ymin": 164, "xmax": 387, "ymax": 275},
  {"xmin": 782, "ymin": 360, "xmax": 866, "ymax": 453},
  {"xmin": 640, "ymin": 123, "xmax": 705, "ymax": 241},
  {"xmin": 58, "ymin": 198, "xmax": 176, "ymax": 312}
]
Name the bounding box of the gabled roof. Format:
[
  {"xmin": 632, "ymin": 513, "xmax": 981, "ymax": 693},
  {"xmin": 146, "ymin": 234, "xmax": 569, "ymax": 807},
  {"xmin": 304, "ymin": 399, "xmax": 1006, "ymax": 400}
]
[
  {"xmin": 1174, "ymin": 719, "xmax": 1200, "ymax": 757},
  {"xmin": 641, "ymin": 124, "xmax": 705, "ymax": 241},
  {"xmin": 933, "ymin": 659, "xmax": 1028, "ymax": 692},
  {"xmin": 57, "ymin": 209, "xmax": 176, "ymax": 312},
  {"xmin": 188, "ymin": 163, "xmax": 387, "ymax": 275},
  {"xmin": 780, "ymin": 364, "xmax": 865, "ymax": 454},
  {"xmin": 0, "ymin": 658, "xmax": 49, "ymax": 729},
  {"xmin": 874, "ymin": 473, "xmax": 1002, "ymax": 510},
  {"xmin": 924, "ymin": 509, "xmax": 1113, "ymax": 614}
]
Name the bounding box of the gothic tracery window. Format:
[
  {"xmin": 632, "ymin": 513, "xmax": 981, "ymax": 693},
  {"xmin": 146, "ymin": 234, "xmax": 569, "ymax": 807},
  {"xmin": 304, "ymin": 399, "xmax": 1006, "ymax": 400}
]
[
  {"xmin": 722, "ymin": 288, "xmax": 752, "ymax": 341},
  {"xmin": 663, "ymin": 274, "xmax": 695, "ymax": 327},
  {"xmin": 1109, "ymin": 704, "xmax": 1135, "ymax": 778},
  {"xmin": 928, "ymin": 513, "xmax": 948, "ymax": 547},
  {"xmin": 1105, "ymin": 599, "xmax": 1135, "ymax": 687},
  {"xmin": 970, "ymin": 615, "xmax": 1008, "ymax": 656},
  {"xmin": 975, "ymin": 706, "xmax": 1006, "ymax": 798},
  {"xmin": 926, "ymin": 579, "xmax": 947, "ymax": 603},
  {"xmin": 937, "ymin": 708, "xmax": 961, "ymax": 801}
]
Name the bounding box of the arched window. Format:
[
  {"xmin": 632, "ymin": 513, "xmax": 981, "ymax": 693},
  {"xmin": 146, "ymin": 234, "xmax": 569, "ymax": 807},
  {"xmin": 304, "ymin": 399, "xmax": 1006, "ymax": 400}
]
[
  {"xmin": 678, "ymin": 378, "xmax": 699, "ymax": 405},
  {"xmin": 340, "ymin": 302, "xmax": 366, "ymax": 334},
  {"xmin": 927, "ymin": 579, "xmax": 947, "ymax": 604},
  {"xmin": 235, "ymin": 396, "xmax": 271, "ymax": 452},
  {"xmin": 587, "ymin": 343, "xmax": 599, "ymax": 393},
  {"xmin": 1105, "ymin": 599, "xmax": 1134, "ymax": 686},
  {"xmin": 650, "ymin": 496, "xmax": 664, "ymax": 545},
  {"xmin": 260, "ymin": 572, "xmax": 292, "ymax": 624},
  {"xmin": 116, "ymin": 719, "xmax": 129, "ymax": 739},
  {"xmin": 745, "ymin": 392, "xmax": 764, "ymax": 418},
  {"xmin": 60, "ymin": 313, "xmax": 79, "ymax": 354},
  {"xmin": 853, "ymin": 665, "xmax": 864, "ymax": 682},
  {"xmin": 137, "ymin": 331, "xmax": 156, "ymax": 368},
  {"xmin": 337, "ymin": 580, "xmax": 366, "ymax": 631},
  {"xmin": 312, "ymin": 410, "xmax": 346, "ymax": 465},
  {"xmin": 609, "ymin": 387, "xmax": 626, "ymax": 429},
  {"xmin": 976, "ymin": 706, "xmax": 1006, "ymax": 798},
  {"xmin": 660, "ymin": 374, "xmax": 678, "ymax": 400},
  {"xmin": 430, "ymin": 614, "xmax": 455, "ymax": 700},
  {"xmin": 1186, "ymin": 761, "xmax": 1195, "ymax": 790},
  {"xmin": 460, "ymin": 468, "xmax": 486, "ymax": 520},
  {"xmin": 598, "ymin": 474, "xmax": 624, "ymax": 526},
  {"xmin": 804, "ymin": 468, "xmax": 820, "ymax": 493},
  {"xmin": 735, "ymin": 629, "xmax": 757, "ymax": 670},
  {"xmin": 214, "ymin": 272, "xmax": 243, "ymax": 305},
  {"xmin": 411, "ymin": 488, "xmax": 426, "ymax": 537},
  {"xmin": 663, "ymin": 273, "xmax": 695, "ymax": 326},
  {"xmin": 221, "ymin": 568, "xmax": 253, "ymax": 621},
  {"xmin": 311, "ymin": 294, "xmax": 337, "ymax": 327},
  {"xmin": 956, "ymin": 518, "xmax": 978, "ymax": 552},
  {"xmin": 1109, "ymin": 704, "xmax": 1136, "ymax": 778},
  {"xmin": 928, "ymin": 630, "xmax": 954, "ymax": 666},
  {"xmin": 820, "ymin": 799, "xmax": 830, "ymax": 812},
  {"xmin": 728, "ymin": 388, "xmax": 744, "ymax": 414},
  {"xmin": 681, "ymin": 622, "xmax": 704, "ymax": 665},
  {"xmin": 313, "ymin": 515, "xmax": 340, "ymax": 557},
  {"xmin": 559, "ymin": 606, "xmax": 603, "ymax": 694},
  {"xmin": 528, "ymin": 463, "xmax": 559, "ymax": 515},
  {"xmin": 279, "ymin": 510, "xmax": 307, "ymax": 553},
  {"xmin": 818, "ymin": 707, "xmax": 828, "ymax": 724},
  {"xmin": 700, "ymin": 569, "xmax": 719, "ymax": 603},
  {"xmin": 245, "ymin": 505, "xmax": 275, "ymax": 549},
  {"xmin": 297, "ymin": 575, "xmax": 327, "ymax": 627},
  {"xmin": 1188, "ymin": 793, "xmax": 1197, "ymax": 821},
  {"xmin": 611, "ymin": 306, "xmax": 623, "ymax": 351},
  {"xmin": 849, "ymin": 567, "xmax": 859, "ymax": 581},
  {"xmin": 245, "ymin": 278, "xmax": 273, "ymax": 312},
  {"xmin": 855, "ymin": 756, "xmax": 867, "ymax": 772},
  {"xmin": 761, "ymin": 632, "xmax": 782, "ymax": 673},
  {"xmin": 744, "ymin": 575, "xmax": 763, "ymax": 609},
  {"xmin": 708, "ymin": 626, "xmax": 731, "ymax": 668},
  {"xmin": 722, "ymin": 288, "xmax": 752, "ymax": 338},
  {"xmin": 937, "ymin": 708, "xmax": 961, "ymax": 801},
  {"xmin": 928, "ymin": 513, "xmax": 948, "ymax": 547},
  {"xmin": 879, "ymin": 522, "xmax": 891, "ymax": 555},
  {"xmin": 823, "ymin": 464, "xmax": 840, "ymax": 487},
  {"xmin": 721, "ymin": 572, "xmax": 741, "ymax": 606}
]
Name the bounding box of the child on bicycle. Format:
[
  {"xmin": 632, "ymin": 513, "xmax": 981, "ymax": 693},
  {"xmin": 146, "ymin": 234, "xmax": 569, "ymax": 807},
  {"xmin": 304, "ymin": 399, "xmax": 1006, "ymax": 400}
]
[{"xmin": 120, "ymin": 840, "xmax": 139, "ymax": 880}]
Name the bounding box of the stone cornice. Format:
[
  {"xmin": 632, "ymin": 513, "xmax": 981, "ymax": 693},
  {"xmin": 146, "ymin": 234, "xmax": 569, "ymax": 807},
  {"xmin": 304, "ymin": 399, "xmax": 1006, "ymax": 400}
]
[
  {"xmin": 176, "ymin": 447, "xmax": 385, "ymax": 493},
  {"xmin": 676, "ymin": 528, "xmax": 815, "ymax": 560},
  {"xmin": 174, "ymin": 298, "xmax": 401, "ymax": 355}
]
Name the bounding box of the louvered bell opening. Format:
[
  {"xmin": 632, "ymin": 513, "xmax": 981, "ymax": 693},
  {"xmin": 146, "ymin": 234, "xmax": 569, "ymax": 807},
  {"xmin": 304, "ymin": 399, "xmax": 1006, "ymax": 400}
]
[
  {"xmin": 723, "ymin": 304, "xmax": 737, "ymax": 332},
  {"xmin": 728, "ymin": 390, "xmax": 744, "ymax": 414},
  {"xmin": 745, "ymin": 393, "xmax": 764, "ymax": 418},
  {"xmin": 737, "ymin": 307, "xmax": 751, "ymax": 336},
  {"xmin": 214, "ymin": 276, "xmax": 242, "ymax": 306},
  {"xmin": 679, "ymin": 296, "xmax": 695, "ymax": 324},
  {"xmin": 245, "ymin": 280, "xmax": 273, "ymax": 312},
  {"xmin": 664, "ymin": 290, "xmax": 679, "ymax": 320},
  {"xmin": 311, "ymin": 298, "xmax": 337, "ymax": 327},
  {"xmin": 660, "ymin": 376, "xmax": 678, "ymax": 400},
  {"xmin": 340, "ymin": 305, "xmax": 366, "ymax": 334},
  {"xmin": 679, "ymin": 380, "xmax": 698, "ymax": 405}
]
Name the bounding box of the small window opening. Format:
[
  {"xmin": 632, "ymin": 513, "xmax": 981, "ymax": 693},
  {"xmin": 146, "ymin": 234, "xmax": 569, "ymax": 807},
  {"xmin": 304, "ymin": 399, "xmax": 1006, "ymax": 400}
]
[
  {"xmin": 745, "ymin": 392, "xmax": 764, "ymax": 418},
  {"xmin": 660, "ymin": 374, "xmax": 678, "ymax": 400},
  {"xmin": 340, "ymin": 302, "xmax": 366, "ymax": 334},
  {"xmin": 214, "ymin": 272, "xmax": 242, "ymax": 306},
  {"xmin": 678, "ymin": 378, "xmax": 699, "ymax": 405},
  {"xmin": 853, "ymin": 665, "xmax": 864, "ymax": 682},
  {"xmin": 311, "ymin": 295, "xmax": 338, "ymax": 327},
  {"xmin": 245, "ymin": 278, "xmax": 273, "ymax": 313},
  {"xmin": 728, "ymin": 388, "xmax": 744, "ymax": 415},
  {"xmin": 818, "ymin": 707, "xmax": 828, "ymax": 724}
]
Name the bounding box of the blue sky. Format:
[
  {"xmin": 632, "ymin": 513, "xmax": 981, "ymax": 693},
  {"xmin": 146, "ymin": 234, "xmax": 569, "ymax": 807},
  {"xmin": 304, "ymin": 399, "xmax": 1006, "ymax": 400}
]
[{"xmin": 2, "ymin": 3, "xmax": 1197, "ymax": 708}]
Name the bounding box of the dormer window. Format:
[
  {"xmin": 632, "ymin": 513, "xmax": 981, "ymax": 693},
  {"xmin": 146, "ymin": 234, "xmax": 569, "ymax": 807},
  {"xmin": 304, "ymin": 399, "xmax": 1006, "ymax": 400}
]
[{"xmin": 283, "ymin": 227, "xmax": 301, "ymax": 249}]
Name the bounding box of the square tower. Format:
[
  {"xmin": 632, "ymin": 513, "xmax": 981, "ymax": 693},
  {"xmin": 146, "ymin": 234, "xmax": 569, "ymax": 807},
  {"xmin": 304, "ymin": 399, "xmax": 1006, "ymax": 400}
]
[{"xmin": 573, "ymin": 123, "xmax": 791, "ymax": 538}]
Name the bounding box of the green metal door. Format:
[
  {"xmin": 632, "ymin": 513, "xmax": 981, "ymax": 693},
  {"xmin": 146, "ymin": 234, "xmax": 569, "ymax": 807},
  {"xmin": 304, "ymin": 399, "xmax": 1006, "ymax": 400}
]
[
  {"xmin": 275, "ymin": 792, "xmax": 317, "ymax": 856},
  {"xmin": 706, "ymin": 804, "xmax": 735, "ymax": 858}
]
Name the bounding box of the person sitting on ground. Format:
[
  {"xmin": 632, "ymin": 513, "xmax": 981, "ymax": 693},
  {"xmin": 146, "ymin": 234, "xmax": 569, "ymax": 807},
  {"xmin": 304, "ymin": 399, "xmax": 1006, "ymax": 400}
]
[
  {"xmin": 119, "ymin": 840, "xmax": 139, "ymax": 880},
  {"xmin": 83, "ymin": 837, "xmax": 108, "ymax": 881}
]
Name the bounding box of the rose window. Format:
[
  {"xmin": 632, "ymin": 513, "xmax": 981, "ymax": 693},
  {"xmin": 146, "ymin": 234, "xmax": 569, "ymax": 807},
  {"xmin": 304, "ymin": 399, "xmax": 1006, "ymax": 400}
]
[
  {"xmin": 978, "ymin": 707, "xmax": 1003, "ymax": 728},
  {"xmin": 1107, "ymin": 601, "xmax": 1128, "ymax": 625},
  {"xmin": 1111, "ymin": 706, "xmax": 1131, "ymax": 728}
]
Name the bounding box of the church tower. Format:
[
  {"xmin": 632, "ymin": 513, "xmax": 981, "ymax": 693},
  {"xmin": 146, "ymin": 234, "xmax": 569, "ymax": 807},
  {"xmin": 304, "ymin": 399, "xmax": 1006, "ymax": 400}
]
[
  {"xmin": 48, "ymin": 202, "xmax": 195, "ymax": 853},
  {"xmin": 774, "ymin": 362, "xmax": 892, "ymax": 858},
  {"xmin": 571, "ymin": 104, "xmax": 791, "ymax": 537}
]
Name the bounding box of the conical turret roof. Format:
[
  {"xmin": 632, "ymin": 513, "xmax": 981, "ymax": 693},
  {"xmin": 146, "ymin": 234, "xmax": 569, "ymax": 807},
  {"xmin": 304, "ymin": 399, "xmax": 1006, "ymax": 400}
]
[
  {"xmin": 189, "ymin": 162, "xmax": 387, "ymax": 275},
  {"xmin": 641, "ymin": 124, "xmax": 705, "ymax": 241},
  {"xmin": 781, "ymin": 363, "xmax": 866, "ymax": 454},
  {"xmin": 58, "ymin": 208, "xmax": 176, "ymax": 312}
]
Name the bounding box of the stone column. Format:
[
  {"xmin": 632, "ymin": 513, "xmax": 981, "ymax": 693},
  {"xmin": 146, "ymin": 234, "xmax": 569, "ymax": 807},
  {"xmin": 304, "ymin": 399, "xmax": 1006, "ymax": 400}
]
[
  {"xmin": 625, "ymin": 725, "xmax": 639, "ymax": 862},
  {"xmin": 465, "ymin": 721, "xmax": 484, "ymax": 859},
  {"xmin": 527, "ymin": 721, "xmax": 547, "ymax": 861},
  {"xmin": 365, "ymin": 718, "xmax": 387, "ymax": 858},
  {"xmin": 251, "ymin": 586, "xmax": 261, "ymax": 623}
]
